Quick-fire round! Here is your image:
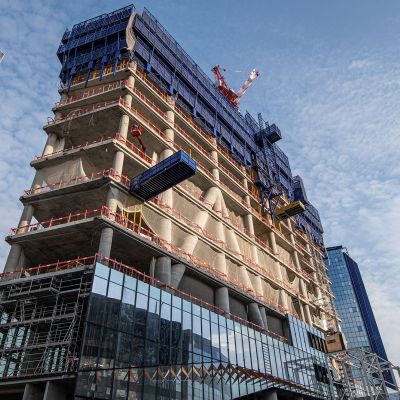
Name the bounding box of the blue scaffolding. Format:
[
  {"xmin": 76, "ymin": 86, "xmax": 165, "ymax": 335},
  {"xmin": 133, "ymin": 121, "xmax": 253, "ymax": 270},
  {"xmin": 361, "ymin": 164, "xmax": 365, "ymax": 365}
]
[{"xmin": 56, "ymin": 4, "xmax": 325, "ymax": 249}]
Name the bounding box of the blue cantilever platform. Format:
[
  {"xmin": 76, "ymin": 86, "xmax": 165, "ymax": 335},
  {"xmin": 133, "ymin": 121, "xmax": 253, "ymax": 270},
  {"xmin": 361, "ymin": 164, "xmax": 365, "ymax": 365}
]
[{"xmin": 130, "ymin": 151, "xmax": 196, "ymax": 200}]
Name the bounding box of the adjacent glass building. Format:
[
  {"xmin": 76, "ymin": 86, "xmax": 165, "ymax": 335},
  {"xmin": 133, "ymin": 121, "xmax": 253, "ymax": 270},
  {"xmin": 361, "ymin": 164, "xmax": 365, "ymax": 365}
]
[{"xmin": 324, "ymin": 246, "xmax": 388, "ymax": 360}]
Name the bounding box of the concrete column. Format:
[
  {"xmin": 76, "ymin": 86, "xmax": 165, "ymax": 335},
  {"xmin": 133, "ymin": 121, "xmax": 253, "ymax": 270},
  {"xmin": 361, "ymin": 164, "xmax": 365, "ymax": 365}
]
[
  {"xmin": 171, "ymin": 263, "xmax": 186, "ymax": 288},
  {"xmin": 214, "ymin": 252, "xmax": 227, "ymax": 275},
  {"xmin": 303, "ymin": 304, "xmax": 313, "ymax": 325},
  {"xmin": 98, "ymin": 186, "xmax": 118, "ymax": 257},
  {"xmin": 313, "ymin": 272, "xmax": 322, "ymax": 299},
  {"xmin": 57, "ymin": 136, "xmax": 66, "ymax": 152},
  {"xmin": 105, "ymin": 187, "xmax": 119, "ymax": 212},
  {"xmin": 211, "ymin": 167, "xmax": 219, "ymax": 181},
  {"xmin": 42, "ymin": 133, "xmax": 58, "ymax": 156},
  {"xmin": 279, "ymin": 289, "xmax": 289, "ymax": 311},
  {"xmin": 243, "ymin": 213, "xmax": 254, "ymax": 235},
  {"xmin": 118, "ymin": 114, "xmax": 130, "ymax": 139},
  {"xmin": 289, "ymin": 232, "xmax": 296, "ymax": 246},
  {"xmin": 259, "ymin": 306, "xmax": 268, "ymax": 329},
  {"xmin": 165, "ymin": 109, "xmax": 174, "ymax": 125},
  {"xmin": 158, "ymin": 127, "xmax": 174, "ymax": 244},
  {"xmin": 118, "ymin": 81, "xmax": 133, "ymax": 139},
  {"xmin": 112, "ymin": 150, "xmax": 125, "ymax": 175},
  {"xmin": 269, "ymin": 230, "xmax": 278, "ymax": 254},
  {"xmin": 244, "ymin": 213, "xmax": 259, "ymax": 264},
  {"xmin": 248, "ymin": 302, "xmax": 265, "ymax": 328},
  {"xmin": 210, "ymin": 149, "xmax": 218, "ymax": 164},
  {"xmin": 44, "ymin": 381, "xmax": 67, "ymax": 400},
  {"xmin": 18, "ymin": 205, "xmax": 34, "ymax": 233},
  {"xmin": 98, "ymin": 227, "xmax": 113, "ymax": 258},
  {"xmin": 125, "ymin": 75, "xmax": 135, "ymax": 91},
  {"xmin": 54, "ymin": 94, "xmax": 66, "ymax": 121},
  {"xmin": 154, "ymin": 256, "xmax": 171, "ymax": 285},
  {"xmin": 22, "ymin": 382, "xmax": 44, "ymax": 400},
  {"xmin": 298, "ymin": 303, "xmax": 306, "ymax": 321},
  {"xmin": 293, "ymin": 250, "xmax": 301, "ymax": 270},
  {"xmin": 31, "ymin": 172, "xmax": 42, "ymax": 194},
  {"xmin": 4, "ymin": 244, "xmax": 23, "ymax": 273},
  {"xmin": 260, "ymin": 390, "xmax": 278, "ymax": 400},
  {"xmin": 215, "ymin": 286, "xmax": 230, "ymax": 313}
]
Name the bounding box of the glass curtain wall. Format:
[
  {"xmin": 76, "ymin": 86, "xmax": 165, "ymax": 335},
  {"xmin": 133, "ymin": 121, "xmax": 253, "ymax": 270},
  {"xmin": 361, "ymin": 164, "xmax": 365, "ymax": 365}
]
[{"xmin": 75, "ymin": 262, "xmax": 332, "ymax": 400}]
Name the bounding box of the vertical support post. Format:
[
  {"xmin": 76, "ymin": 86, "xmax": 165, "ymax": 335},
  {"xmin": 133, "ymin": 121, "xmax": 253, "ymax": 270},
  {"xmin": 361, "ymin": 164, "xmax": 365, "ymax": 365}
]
[
  {"xmin": 4, "ymin": 244, "xmax": 23, "ymax": 273},
  {"xmin": 43, "ymin": 133, "xmax": 58, "ymax": 156},
  {"xmin": 154, "ymin": 256, "xmax": 171, "ymax": 285},
  {"xmin": 247, "ymin": 302, "xmax": 265, "ymax": 328},
  {"xmin": 215, "ymin": 286, "xmax": 230, "ymax": 313},
  {"xmin": 269, "ymin": 230, "xmax": 278, "ymax": 254}
]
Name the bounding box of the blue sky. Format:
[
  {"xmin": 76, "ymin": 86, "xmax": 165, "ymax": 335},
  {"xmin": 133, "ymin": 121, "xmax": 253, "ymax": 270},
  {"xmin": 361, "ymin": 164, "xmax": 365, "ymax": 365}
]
[{"xmin": 0, "ymin": 0, "xmax": 399, "ymax": 365}]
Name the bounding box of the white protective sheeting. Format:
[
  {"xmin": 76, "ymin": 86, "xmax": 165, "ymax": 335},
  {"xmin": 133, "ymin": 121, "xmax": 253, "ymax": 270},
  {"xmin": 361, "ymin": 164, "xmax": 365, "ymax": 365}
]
[{"xmin": 34, "ymin": 157, "xmax": 96, "ymax": 192}]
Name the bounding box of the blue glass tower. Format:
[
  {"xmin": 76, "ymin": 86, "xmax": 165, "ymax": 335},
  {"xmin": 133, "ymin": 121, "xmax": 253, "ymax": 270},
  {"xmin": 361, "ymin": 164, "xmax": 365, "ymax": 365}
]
[{"xmin": 324, "ymin": 246, "xmax": 388, "ymax": 361}]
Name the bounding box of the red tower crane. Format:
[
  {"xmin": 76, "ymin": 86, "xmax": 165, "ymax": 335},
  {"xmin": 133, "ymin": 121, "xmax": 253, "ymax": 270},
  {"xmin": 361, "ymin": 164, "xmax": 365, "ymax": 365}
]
[{"xmin": 212, "ymin": 65, "xmax": 260, "ymax": 107}]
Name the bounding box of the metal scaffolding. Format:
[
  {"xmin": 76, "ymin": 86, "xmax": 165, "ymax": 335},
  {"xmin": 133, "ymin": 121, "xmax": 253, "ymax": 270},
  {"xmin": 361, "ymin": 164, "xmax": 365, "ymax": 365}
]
[
  {"xmin": 327, "ymin": 348, "xmax": 400, "ymax": 399},
  {"xmin": 0, "ymin": 263, "xmax": 93, "ymax": 380}
]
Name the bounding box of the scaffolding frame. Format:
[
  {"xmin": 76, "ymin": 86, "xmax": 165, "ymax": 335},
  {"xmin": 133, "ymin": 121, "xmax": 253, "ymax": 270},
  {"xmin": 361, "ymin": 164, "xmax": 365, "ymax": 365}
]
[
  {"xmin": 0, "ymin": 263, "xmax": 93, "ymax": 380},
  {"xmin": 327, "ymin": 348, "xmax": 400, "ymax": 399}
]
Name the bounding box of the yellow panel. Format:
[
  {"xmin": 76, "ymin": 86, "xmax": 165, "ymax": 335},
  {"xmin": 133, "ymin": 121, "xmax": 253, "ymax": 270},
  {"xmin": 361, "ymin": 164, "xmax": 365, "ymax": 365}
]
[{"xmin": 275, "ymin": 201, "xmax": 305, "ymax": 220}]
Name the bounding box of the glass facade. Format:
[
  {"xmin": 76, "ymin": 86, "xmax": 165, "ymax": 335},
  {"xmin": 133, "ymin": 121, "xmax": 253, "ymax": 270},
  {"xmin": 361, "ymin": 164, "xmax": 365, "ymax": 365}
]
[
  {"xmin": 325, "ymin": 246, "xmax": 388, "ymax": 360},
  {"xmin": 74, "ymin": 262, "xmax": 332, "ymax": 399}
]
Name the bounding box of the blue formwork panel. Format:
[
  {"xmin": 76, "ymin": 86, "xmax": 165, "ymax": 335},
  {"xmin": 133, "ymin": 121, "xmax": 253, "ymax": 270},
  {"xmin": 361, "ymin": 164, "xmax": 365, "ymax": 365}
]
[
  {"xmin": 130, "ymin": 150, "xmax": 196, "ymax": 200},
  {"xmin": 57, "ymin": 5, "xmax": 135, "ymax": 88}
]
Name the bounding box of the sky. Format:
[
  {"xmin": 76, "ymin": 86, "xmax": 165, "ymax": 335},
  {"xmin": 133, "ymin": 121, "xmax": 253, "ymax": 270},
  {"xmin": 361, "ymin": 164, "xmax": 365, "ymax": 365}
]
[{"xmin": 0, "ymin": 0, "xmax": 399, "ymax": 366}]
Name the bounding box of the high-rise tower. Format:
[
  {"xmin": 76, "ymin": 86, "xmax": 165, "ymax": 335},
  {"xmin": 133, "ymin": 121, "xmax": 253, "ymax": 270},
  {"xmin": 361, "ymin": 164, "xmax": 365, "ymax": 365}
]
[{"xmin": 0, "ymin": 5, "xmax": 358, "ymax": 400}]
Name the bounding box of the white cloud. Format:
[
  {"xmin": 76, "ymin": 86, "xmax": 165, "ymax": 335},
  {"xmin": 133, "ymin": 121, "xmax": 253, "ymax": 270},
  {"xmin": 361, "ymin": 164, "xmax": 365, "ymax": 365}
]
[{"xmin": 348, "ymin": 58, "xmax": 371, "ymax": 70}]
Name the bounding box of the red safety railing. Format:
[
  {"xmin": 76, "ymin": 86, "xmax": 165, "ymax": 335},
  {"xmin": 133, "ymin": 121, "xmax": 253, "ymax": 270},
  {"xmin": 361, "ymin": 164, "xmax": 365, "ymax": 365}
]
[
  {"xmin": 54, "ymin": 79, "xmax": 128, "ymax": 108},
  {"xmin": 301, "ymin": 257, "xmax": 316, "ymax": 272},
  {"xmin": 33, "ymin": 135, "xmax": 116, "ymax": 161},
  {"xmin": 9, "ymin": 206, "xmax": 300, "ymax": 318},
  {"xmin": 0, "ymin": 255, "xmax": 96, "ymax": 282},
  {"xmin": 0, "ymin": 253, "xmax": 288, "ymax": 343},
  {"xmin": 135, "ymin": 69, "xmax": 168, "ymax": 101},
  {"xmin": 23, "ymin": 168, "xmax": 130, "ymax": 197},
  {"xmin": 46, "ymin": 99, "xmax": 119, "ymax": 126}
]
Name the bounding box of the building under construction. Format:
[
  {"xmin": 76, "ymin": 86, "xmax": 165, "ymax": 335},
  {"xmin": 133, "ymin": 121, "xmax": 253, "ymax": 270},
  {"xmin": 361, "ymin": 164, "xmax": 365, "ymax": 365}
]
[{"xmin": 0, "ymin": 4, "xmax": 398, "ymax": 400}]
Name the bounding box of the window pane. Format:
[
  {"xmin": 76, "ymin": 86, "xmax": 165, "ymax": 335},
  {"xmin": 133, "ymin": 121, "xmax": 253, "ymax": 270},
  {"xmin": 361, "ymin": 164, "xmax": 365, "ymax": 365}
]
[
  {"xmin": 107, "ymin": 282, "xmax": 122, "ymax": 300},
  {"xmin": 122, "ymin": 287, "xmax": 135, "ymax": 305},
  {"xmin": 124, "ymin": 275, "xmax": 137, "ymax": 291},
  {"xmin": 92, "ymin": 276, "xmax": 108, "ymax": 295},
  {"xmin": 110, "ymin": 269, "xmax": 124, "ymax": 285},
  {"xmin": 95, "ymin": 263, "xmax": 110, "ymax": 279}
]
